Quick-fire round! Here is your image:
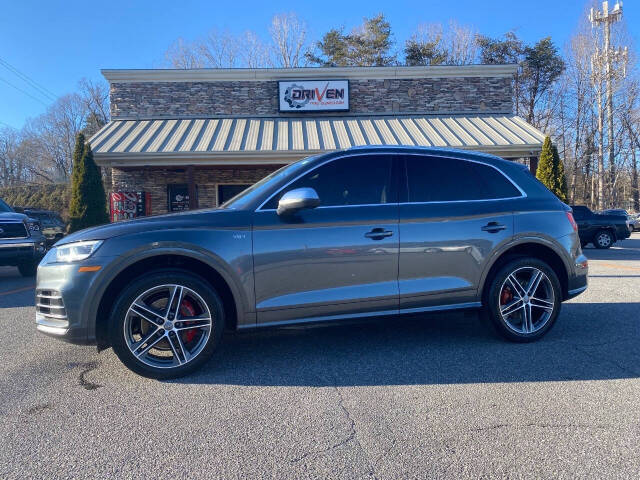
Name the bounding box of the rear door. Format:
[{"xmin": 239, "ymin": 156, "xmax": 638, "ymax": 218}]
[
  {"xmin": 398, "ymin": 154, "xmax": 521, "ymax": 311},
  {"xmin": 252, "ymin": 154, "xmax": 400, "ymax": 325}
]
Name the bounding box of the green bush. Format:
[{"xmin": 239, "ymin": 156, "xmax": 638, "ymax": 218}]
[{"xmin": 0, "ymin": 184, "xmax": 71, "ymax": 220}]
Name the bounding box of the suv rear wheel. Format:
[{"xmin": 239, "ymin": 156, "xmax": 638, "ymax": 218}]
[
  {"xmin": 594, "ymin": 229, "xmax": 613, "ymax": 249},
  {"xmin": 485, "ymin": 258, "xmax": 561, "ymax": 342},
  {"xmin": 109, "ymin": 270, "xmax": 224, "ymax": 379}
]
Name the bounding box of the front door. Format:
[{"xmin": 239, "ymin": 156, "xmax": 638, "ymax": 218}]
[
  {"xmin": 398, "ymin": 154, "xmax": 520, "ymax": 311},
  {"xmin": 252, "ymin": 154, "xmax": 399, "ymax": 325}
]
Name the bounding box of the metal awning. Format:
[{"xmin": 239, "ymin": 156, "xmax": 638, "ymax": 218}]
[{"xmin": 89, "ymin": 114, "xmax": 545, "ymax": 167}]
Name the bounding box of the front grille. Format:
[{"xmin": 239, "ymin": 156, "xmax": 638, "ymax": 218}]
[
  {"xmin": 0, "ymin": 222, "xmax": 28, "ymax": 239},
  {"xmin": 36, "ymin": 289, "xmax": 67, "ymax": 320}
]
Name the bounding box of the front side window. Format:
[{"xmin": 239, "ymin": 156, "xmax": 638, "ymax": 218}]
[
  {"xmin": 264, "ymin": 155, "xmax": 395, "ymax": 209},
  {"xmin": 404, "ymin": 155, "xmax": 521, "ymax": 203}
]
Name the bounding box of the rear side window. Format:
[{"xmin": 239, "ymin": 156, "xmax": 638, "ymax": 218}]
[
  {"xmin": 404, "ymin": 155, "xmax": 521, "ymax": 202},
  {"xmin": 264, "ymin": 155, "xmax": 395, "ymax": 209}
]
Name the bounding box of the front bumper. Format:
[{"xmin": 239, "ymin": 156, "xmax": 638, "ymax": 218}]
[
  {"xmin": 0, "ymin": 238, "xmax": 46, "ymax": 266},
  {"xmin": 35, "ymin": 256, "xmax": 116, "ymax": 344}
]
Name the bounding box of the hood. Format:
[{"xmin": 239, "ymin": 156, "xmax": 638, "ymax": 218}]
[
  {"xmin": 598, "ymin": 213, "xmax": 628, "ymax": 224},
  {"xmin": 56, "ymin": 208, "xmax": 241, "ymax": 246},
  {"xmin": 0, "ymin": 212, "xmax": 28, "ymax": 222}
]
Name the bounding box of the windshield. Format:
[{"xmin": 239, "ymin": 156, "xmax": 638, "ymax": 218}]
[
  {"xmin": 0, "ymin": 199, "xmax": 13, "ymax": 213},
  {"xmin": 220, "ymin": 156, "xmax": 318, "ymax": 209}
]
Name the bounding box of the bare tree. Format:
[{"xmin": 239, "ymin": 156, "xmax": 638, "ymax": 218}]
[
  {"xmin": 164, "ymin": 38, "xmax": 205, "ymax": 69},
  {"xmin": 198, "ymin": 30, "xmax": 241, "ymax": 68},
  {"xmin": 405, "ymin": 21, "xmax": 477, "ymax": 66},
  {"xmin": 239, "ymin": 31, "xmax": 270, "ymax": 68},
  {"xmin": 444, "ymin": 21, "xmax": 478, "ymax": 65},
  {"xmin": 269, "ymin": 13, "xmax": 308, "ymax": 68},
  {"xmin": 79, "ymin": 78, "xmax": 110, "ymax": 136}
]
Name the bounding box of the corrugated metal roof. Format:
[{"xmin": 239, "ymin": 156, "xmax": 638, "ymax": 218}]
[{"xmin": 89, "ymin": 114, "xmax": 545, "ymax": 165}]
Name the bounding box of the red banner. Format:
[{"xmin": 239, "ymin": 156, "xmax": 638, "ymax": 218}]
[{"xmin": 110, "ymin": 191, "xmax": 151, "ymax": 222}]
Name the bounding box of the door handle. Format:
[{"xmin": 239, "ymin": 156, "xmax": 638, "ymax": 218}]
[
  {"xmin": 481, "ymin": 222, "xmax": 507, "ymax": 233},
  {"xmin": 365, "ymin": 228, "xmax": 394, "ymax": 240}
]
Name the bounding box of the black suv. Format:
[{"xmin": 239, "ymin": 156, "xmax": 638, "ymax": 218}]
[
  {"xmin": 571, "ymin": 205, "xmax": 631, "ymax": 249},
  {"xmin": 0, "ymin": 198, "xmax": 47, "ymax": 276},
  {"xmin": 21, "ymin": 209, "xmax": 66, "ymax": 247}
]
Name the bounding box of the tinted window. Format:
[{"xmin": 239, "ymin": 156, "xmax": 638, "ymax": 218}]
[
  {"xmin": 264, "ymin": 155, "xmax": 395, "ymax": 209},
  {"xmin": 405, "ymin": 156, "xmax": 521, "ymax": 202},
  {"xmin": 218, "ymin": 184, "xmax": 251, "ymax": 205},
  {"xmin": 571, "ymin": 206, "xmax": 590, "ymax": 219}
]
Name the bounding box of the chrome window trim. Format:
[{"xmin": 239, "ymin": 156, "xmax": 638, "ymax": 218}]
[{"xmin": 255, "ymin": 151, "xmax": 526, "ymax": 212}]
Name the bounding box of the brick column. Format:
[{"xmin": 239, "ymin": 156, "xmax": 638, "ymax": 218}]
[{"xmin": 529, "ymin": 156, "xmax": 539, "ymax": 176}]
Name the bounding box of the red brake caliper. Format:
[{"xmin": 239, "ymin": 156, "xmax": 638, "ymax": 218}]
[
  {"xmin": 500, "ymin": 286, "xmax": 513, "ymax": 306},
  {"xmin": 179, "ymin": 299, "xmax": 198, "ymax": 343}
]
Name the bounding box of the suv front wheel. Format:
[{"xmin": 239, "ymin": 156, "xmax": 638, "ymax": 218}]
[
  {"xmin": 485, "ymin": 258, "xmax": 562, "ymax": 342},
  {"xmin": 109, "ymin": 270, "xmax": 224, "ymax": 379}
]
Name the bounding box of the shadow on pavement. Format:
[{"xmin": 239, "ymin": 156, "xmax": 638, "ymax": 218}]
[{"xmin": 173, "ymin": 301, "xmax": 640, "ymax": 387}]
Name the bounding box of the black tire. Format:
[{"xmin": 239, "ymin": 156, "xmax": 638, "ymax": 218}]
[
  {"xmin": 484, "ymin": 257, "xmax": 562, "ymax": 343},
  {"xmin": 593, "ymin": 229, "xmax": 613, "ymax": 249},
  {"xmin": 109, "ymin": 269, "xmax": 225, "ymax": 379},
  {"xmin": 18, "ymin": 261, "xmax": 38, "ymax": 277}
]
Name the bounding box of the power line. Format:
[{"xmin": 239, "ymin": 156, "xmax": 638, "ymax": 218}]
[
  {"xmin": 0, "ymin": 57, "xmax": 58, "ymax": 101},
  {"xmin": 0, "ymin": 76, "xmax": 50, "ymax": 107}
]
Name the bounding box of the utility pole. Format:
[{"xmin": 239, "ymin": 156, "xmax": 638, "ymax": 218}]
[{"xmin": 589, "ymin": 1, "xmax": 628, "ymax": 209}]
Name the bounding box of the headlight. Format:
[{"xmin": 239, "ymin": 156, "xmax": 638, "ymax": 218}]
[
  {"xmin": 27, "ymin": 221, "xmax": 40, "ymax": 232},
  {"xmin": 42, "ymin": 240, "xmax": 103, "ymax": 264}
]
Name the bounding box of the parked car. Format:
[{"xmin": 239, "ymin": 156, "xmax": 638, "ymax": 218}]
[
  {"xmin": 36, "ymin": 146, "xmax": 588, "ymax": 378},
  {"xmin": 0, "ymin": 198, "xmax": 47, "ymax": 276},
  {"xmin": 571, "ymin": 205, "xmax": 631, "ymax": 248},
  {"xmin": 22, "ymin": 209, "xmax": 66, "ymax": 246},
  {"xmin": 601, "ymin": 208, "xmax": 629, "ymax": 217},
  {"xmin": 630, "ymin": 214, "xmax": 639, "ymax": 232}
]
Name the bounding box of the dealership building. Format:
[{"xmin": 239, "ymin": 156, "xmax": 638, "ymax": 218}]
[{"xmin": 89, "ymin": 64, "xmax": 545, "ymax": 219}]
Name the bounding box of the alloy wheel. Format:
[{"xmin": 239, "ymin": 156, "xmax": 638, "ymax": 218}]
[
  {"xmin": 597, "ymin": 232, "xmax": 612, "ymax": 248},
  {"xmin": 123, "ymin": 284, "xmax": 213, "ymax": 369},
  {"xmin": 498, "ymin": 267, "xmax": 555, "ymax": 335}
]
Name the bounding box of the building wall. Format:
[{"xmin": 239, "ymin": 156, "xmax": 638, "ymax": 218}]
[
  {"xmin": 112, "ymin": 166, "xmax": 280, "ymax": 215},
  {"xmin": 110, "ymin": 77, "xmax": 513, "ymax": 119}
]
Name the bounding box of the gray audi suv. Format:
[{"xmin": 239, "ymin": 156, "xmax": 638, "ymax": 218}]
[{"xmin": 36, "ymin": 146, "xmax": 588, "ymax": 378}]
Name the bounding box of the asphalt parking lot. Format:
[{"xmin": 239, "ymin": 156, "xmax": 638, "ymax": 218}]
[{"xmin": 1, "ymin": 234, "xmax": 639, "ymax": 479}]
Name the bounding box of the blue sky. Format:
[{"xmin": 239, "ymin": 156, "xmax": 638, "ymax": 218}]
[{"xmin": 1, "ymin": 0, "xmax": 637, "ymax": 129}]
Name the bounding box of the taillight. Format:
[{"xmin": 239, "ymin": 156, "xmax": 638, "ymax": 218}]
[{"xmin": 566, "ymin": 212, "xmax": 578, "ymax": 232}]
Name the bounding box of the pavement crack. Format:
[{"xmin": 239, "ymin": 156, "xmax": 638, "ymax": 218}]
[
  {"xmin": 290, "ymin": 380, "xmax": 379, "ymax": 479},
  {"xmin": 76, "ymin": 362, "xmax": 103, "ymax": 390}
]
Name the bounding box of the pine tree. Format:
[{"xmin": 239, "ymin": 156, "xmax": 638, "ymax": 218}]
[
  {"xmin": 68, "ymin": 133, "xmax": 108, "ymax": 233},
  {"xmin": 552, "ymin": 144, "xmax": 569, "ymax": 203},
  {"xmin": 536, "ymin": 136, "xmax": 569, "ymax": 203},
  {"xmin": 536, "ymin": 136, "xmax": 555, "ymax": 192}
]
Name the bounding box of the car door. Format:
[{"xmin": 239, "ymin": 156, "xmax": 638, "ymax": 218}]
[
  {"xmin": 252, "ymin": 154, "xmax": 400, "ymax": 325},
  {"xmin": 398, "ymin": 154, "xmax": 520, "ymax": 311}
]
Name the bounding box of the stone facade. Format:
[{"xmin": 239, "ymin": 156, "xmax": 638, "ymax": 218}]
[
  {"xmin": 112, "ymin": 166, "xmax": 279, "ymax": 215},
  {"xmin": 110, "ymin": 77, "xmax": 513, "ymax": 119}
]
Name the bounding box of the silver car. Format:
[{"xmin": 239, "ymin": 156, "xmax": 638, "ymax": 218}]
[{"xmin": 36, "ymin": 147, "xmax": 588, "ymax": 378}]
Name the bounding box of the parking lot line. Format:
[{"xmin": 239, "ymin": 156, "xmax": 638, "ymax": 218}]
[{"xmin": 0, "ymin": 285, "xmax": 35, "ymax": 296}]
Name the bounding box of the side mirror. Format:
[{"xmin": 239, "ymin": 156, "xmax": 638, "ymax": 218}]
[{"xmin": 277, "ymin": 188, "xmax": 320, "ymax": 216}]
